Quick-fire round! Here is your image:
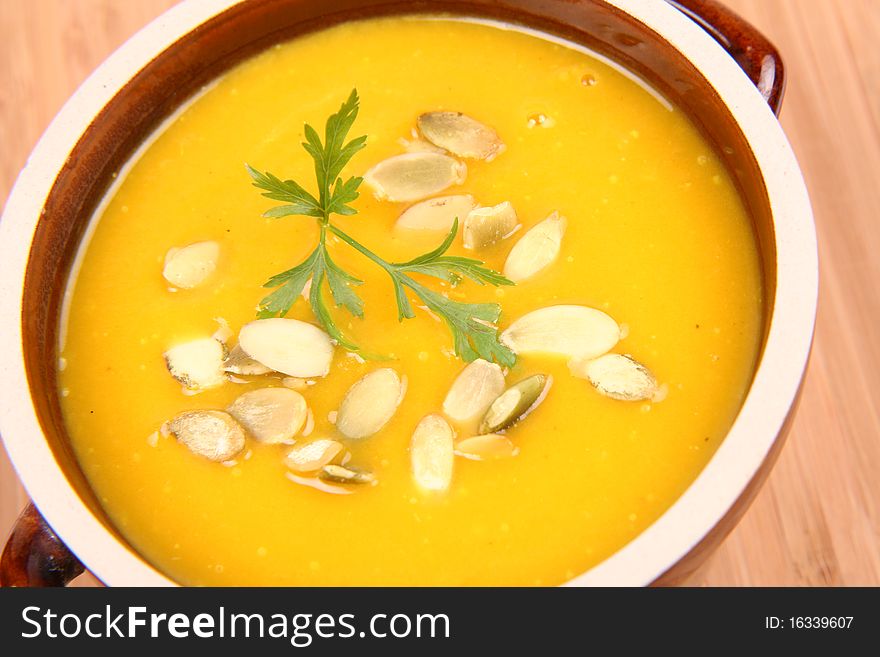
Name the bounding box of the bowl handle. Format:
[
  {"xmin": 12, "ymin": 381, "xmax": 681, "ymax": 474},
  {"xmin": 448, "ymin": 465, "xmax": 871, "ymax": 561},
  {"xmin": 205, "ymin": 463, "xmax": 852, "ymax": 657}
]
[
  {"xmin": 668, "ymin": 0, "xmax": 785, "ymax": 114},
  {"xmin": 1, "ymin": 502, "xmax": 84, "ymax": 587}
]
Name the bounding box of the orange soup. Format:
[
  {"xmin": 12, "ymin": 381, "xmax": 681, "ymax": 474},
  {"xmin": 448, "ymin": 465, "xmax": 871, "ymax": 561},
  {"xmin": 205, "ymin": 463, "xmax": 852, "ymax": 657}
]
[{"xmin": 59, "ymin": 17, "xmax": 763, "ymax": 585}]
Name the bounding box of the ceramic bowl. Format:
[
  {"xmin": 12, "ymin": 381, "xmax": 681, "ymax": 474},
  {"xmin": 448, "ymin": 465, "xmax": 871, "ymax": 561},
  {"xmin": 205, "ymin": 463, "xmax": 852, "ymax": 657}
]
[{"xmin": 0, "ymin": 0, "xmax": 816, "ymax": 586}]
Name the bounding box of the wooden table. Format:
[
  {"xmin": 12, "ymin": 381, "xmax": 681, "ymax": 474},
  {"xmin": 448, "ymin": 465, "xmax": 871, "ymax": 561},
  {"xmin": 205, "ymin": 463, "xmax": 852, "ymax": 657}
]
[{"xmin": 1, "ymin": 0, "xmax": 878, "ymax": 586}]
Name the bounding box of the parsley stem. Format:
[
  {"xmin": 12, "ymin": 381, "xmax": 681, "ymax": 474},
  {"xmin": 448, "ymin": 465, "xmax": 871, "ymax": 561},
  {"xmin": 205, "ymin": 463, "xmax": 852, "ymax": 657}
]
[
  {"xmin": 248, "ymin": 89, "xmax": 516, "ymax": 366},
  {"xmin": 328, "ymin": 224, "xmax": 395, "ymax": 274}
]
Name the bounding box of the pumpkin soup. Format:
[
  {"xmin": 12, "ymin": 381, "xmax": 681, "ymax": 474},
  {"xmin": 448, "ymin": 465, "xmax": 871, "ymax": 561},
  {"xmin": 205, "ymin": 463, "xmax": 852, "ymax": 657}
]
[{"xmin": 58, "ymin": 17, "xmax": 763, "ymax": 586}]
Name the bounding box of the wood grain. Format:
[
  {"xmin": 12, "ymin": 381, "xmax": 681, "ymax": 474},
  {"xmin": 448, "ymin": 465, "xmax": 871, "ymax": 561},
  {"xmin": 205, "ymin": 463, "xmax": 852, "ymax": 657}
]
[{"xmin": 1, "ymin": 0, "xmax": 877, "ymax": 586}]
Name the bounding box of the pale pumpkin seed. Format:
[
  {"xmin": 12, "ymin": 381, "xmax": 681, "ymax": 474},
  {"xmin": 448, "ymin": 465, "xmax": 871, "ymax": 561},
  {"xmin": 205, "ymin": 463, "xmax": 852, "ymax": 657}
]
[
  {"xmin": 238, "ymin": 318, "xmax": 334, "ymax": 378},
  {"xmin": 336, "ymin": 368, "xmax": 406, "ymax": 439},
  {"xmin": 162, "ymin": 240, "xmax": 219, "ymax": 289},
  {"xmin": 363, "ymin": 152, "xmax": 467, "ymax": 202},
  {"xmin": 410, "ymin": 414, "xmax": 455, "ymax": 492},
  {"xmin": 285, "ymin": 439, "xmax": 344, "ymax": 473},
  {"xmin": 479, "ymin": 374, "xmax": 551, "ymax": 434},
  {"xmin": 227, "ymin": 387, "xmax": 308, "ymax": 444},
  {"xmin": 395, "ymin": 194, "xmax": 476, "ymax": 231},
  {"xmin": 223, "ymin": 344, "xmax": 273, "ymax": 375},
  {"xmin": 463, "ymin": 202, "xmax": 519, "ymax": 250},
  {"xmin": 571, "ymin": 353, "xmax": 659, "ymax": 401},
  {"xmin": 417, "ymin": 111, "xmax": 505, "ymax": 161},
  {"xmin": 164, "ymin": 337, "xmax": 227, "ymax": 391},
  {"xmin": 319, "ymin": 464, "xmax": 376, "ymax": 485},
  {"xmin": 454, "ymin": 434, "xmax": 520, "ymax": 461},
  {"xmin": 165, "ymin": 410, "xmax": 245, "ymax": 462},
  {"xmin": 500, "ymin": 305, "xmax": 619, "ymax": 359},
  {"xmin": 282, "ymin": 377, "xmax": 312, "ymax": 390},
  {"xmin": 442, "ymin": 358, "xmax": 506, "ymax": 422},
  {"xmin": 503, "ymin": 211, "xmax": 567, "ymax": 282}
]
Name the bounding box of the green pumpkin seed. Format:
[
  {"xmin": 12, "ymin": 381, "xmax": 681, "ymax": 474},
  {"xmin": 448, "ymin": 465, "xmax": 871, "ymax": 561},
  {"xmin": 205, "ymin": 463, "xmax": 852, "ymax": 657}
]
[
  {"xmin": 319, "ymin": 464, "xmax": 376, "ymax": 485},
  {"xmin": 479, "ymin": 374, "xmax": 551, "ymax": 434}
]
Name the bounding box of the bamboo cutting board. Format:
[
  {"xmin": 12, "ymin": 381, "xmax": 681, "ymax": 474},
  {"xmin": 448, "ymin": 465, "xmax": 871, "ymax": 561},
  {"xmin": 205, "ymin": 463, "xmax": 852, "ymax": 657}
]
[{"xmin": 1, "ymin": 0, "xmax": 878, "ymax": 587}]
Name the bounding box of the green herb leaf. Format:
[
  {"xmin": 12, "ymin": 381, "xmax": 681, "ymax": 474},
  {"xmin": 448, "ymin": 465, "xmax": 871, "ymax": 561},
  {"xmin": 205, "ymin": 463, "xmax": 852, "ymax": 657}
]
[
  {"xmin": 302, "ymin": 89, "xmax": 367, "ymax": 207},
  {"xmin": 327, "ymin": 175, "xmax": 363, "ymax": 216},
  {"xmin": 395, "ymin": 218, "xmax": 514, "ymax": 287},
  {"xmin": 248, "ymin": 90, "xmax": 516, "ymax": 366},
  {"xmin": 324, "ymin": 90, "xmax": 366, "ymax": 182},
  {"xmin": 329, "ymin": 223, "xmax": 515, "ymax": 365},
  {"xmin": 262, "ymin": 248, "xmax": 319, "ymax": 288},
  {"xmin": 322, "ymin": 247, "xmax": 365, "ymax": 319},
  {"xmin": 245, "ymin": 164, "xmax": 322, "ymax": 218},
  {"xmin": 404, "ymin": 279, "xmax": 515, "ymax": 366},
  {"xmin": 257, "ymin": 248, "xmax": 319, "ymax": 318},
  {"xmin": 308, "ymin": 262, "xmax": 356, "ymax": 350}
]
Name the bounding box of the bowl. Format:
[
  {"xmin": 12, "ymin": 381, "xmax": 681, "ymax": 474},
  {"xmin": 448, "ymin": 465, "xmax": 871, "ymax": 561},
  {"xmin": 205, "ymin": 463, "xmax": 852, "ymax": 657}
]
[{"xmin": 0, "ymin": 0, "xmax": 816, "ymax": 586}]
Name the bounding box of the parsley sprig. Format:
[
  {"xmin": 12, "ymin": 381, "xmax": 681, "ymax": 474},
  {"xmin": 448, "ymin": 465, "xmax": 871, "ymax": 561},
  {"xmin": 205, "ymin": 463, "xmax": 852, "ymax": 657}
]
[{"xmin": 246, "ymin": 90, "xmax": 516, "ymax": 366}]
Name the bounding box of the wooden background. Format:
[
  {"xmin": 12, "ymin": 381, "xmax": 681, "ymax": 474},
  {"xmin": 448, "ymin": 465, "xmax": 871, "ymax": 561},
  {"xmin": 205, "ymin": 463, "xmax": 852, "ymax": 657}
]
[{"xmin": 1, "ymin": 0, "xmax": 877, "ymax": 586}]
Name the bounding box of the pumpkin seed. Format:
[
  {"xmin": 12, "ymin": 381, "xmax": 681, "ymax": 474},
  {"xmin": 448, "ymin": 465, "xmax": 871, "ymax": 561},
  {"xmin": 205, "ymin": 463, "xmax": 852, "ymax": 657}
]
[
  {"xmin": 286, "ymin": 471, "xmax": 352, "ymax": 495},
  {"xmin": 319, "ymin": 464, "xmax": 376, "ymax": 485},
  {"xmin": 571, "ymin": 353, "xmax": 658, "ymax": 401},
  {"xmin": 227, "ymin": 387, "xmax": 308, "ymax": 444},
  {"xmin": 454, "ymin": 434, "xmax": 520, "ymax": 461},
  {"xmin": 223, "ymin": 344, "xmax": 273, "ymax": 375},
  {"xmin": 503, "ymin": 211, "xmax": 567, "ymax": 282},
  {"xmin": 410, "ymin": 414, "xmax": 455, "ymax": 492},
  {"xmin": 162, "ymin": 240, "xmax": 219, "ymax": 289},
  {"xmin": 285, "ymin": 439, "xmax": 344, "ymax": 472},
  {"xmin": 165, "ymin": 410, "xmax": 245, "ymax": 462},
  {"xmin": 442, "ymin": 358, "xmax": 506, "ymax": 422},
  {"xmin": 479, "ymin": 374, "xmax": 551, "ymax": 434},
  {"xmin": 395, "ymin": 194, "xmax": 476, "ymax": 231},
  {"xmin": 363, "ymin": 152, "xmax": 467, "ymax": 202},
  {"xmin": 500, "ymin": 305, "xmax": 619, "ymax": 359},
  {"xmin": 463, "ymin": 202, "xmax": 519, "ymax": 250},
  {"xmin": 417, "ymin": 111, "xmax": 505, "ymax": 161},
  {"xmin": 238, "ymin": 318, "xmax": 334, "ymax": 378},
  {"xmin": 164, "ymin": 337, "xmax": 227, "ymax": 391},
  {"xmin": 336, "ymin": 368, "xmax": 406, "ymax": 439}
]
